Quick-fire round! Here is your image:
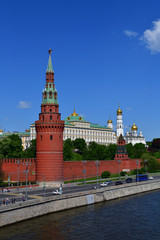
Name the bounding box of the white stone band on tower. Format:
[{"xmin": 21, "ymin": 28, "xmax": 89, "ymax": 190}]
[{"xmin": 116, "ymin": 107, "xmax": 124, "ymax": 137}]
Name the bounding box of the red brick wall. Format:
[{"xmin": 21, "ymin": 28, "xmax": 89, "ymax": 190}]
[
  {"xmin": 0, "ymin": 159, "xmax": 36, "ymax": 182},
  {"xmin": 0, "ymin": 158, "xmax": 142, "ymax": 182},
  {"xmin": 63, "ymin": 159, "xmax": 141, "ymax": 181}
]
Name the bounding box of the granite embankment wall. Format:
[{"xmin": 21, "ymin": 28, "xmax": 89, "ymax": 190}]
[{"xmin": 1, "ymin": 180, "xmax": 160, "ymax": 228}]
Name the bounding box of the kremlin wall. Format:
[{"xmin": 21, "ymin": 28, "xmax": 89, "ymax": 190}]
[
  {"xmin": 0, "ymin": 158, "xmax": 141, "ymax": 183},
  {"xmin": 0, "ymin": 50, "xmax": 147, "ymax": 186}
]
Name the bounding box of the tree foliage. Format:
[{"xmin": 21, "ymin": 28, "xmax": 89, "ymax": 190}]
[
  {"xmin": 101, "ymin": 171, "xmax": 110, "ymax": 178},
  {"xmin": 141, "ymin": 153, "xmax": 160, "ymax": 173},
  {"xmin": 23, "ymin": 139, "xmax": 36, "ymax": 158},
  {"xmin": 0, "ymin": 134, "xmax": 36, "ymax": 159}
]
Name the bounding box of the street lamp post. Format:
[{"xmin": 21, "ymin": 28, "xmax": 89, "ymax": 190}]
[
  {"xmin": 118, "ymin": 160, "xmax": 121, "ymax": 180},
  {"xmin": 43, "ymin": 176, "xmax": 46, "ymax": 197},
  {"xmin": 82, "ymin": 161, "xmax": 87, "ymax": 184},
  {"xmin": 8, "ymin": 174, "xmax": 10, "ymax": 188},
  {"xmin": 23, "ymin": 161, "xmax": 31, "ymax": 200},
  {"xmin": 136, "ymin": 160, "xmax": 139, "ymax": 182},
  {"xmin": 16, "ymin": 160, "xmax": 21, "ymax": 192},
  {"xmin": 144, "ymin": 159, "xmax": 148, "ymax": 176},
  {"xmin": 95, "ymin": 160, "xmax": 100, "ymax": 189}
]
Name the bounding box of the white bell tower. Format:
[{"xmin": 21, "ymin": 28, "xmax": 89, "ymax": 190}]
[{"xmin": 116, "ymin": 107, "xmax": 124, "ymax": 137}]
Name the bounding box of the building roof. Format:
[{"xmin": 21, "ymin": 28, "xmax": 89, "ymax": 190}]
[{"xmin": 46, "ymin": 49, "xmax": 54, "ymax": 73}]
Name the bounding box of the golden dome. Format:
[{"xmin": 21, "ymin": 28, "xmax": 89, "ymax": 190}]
[
  {"xmin": 131, "ymin": 123, "xmax": 138, "ymax": 131},
  {"xmin": 0, "ymin": 129, "xmax": 3, "ymax": 132},
  {"xmin": 107, "ymin": 119, "xmax": 112, "ymax": 123},
  {"xmin": 71, "ymin": 108, "xmax": 78, "ymax": 116},
  {"xmin": 117, "ymin": 107, "xmax": 122, "ymax": 115}
]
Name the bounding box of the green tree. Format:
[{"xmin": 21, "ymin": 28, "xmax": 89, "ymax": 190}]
[
  {"xmin": 101, "ymin": 171, "xmax": 110, "ymax": 178},
  {"xmin": 63, "ymin": 139, "xmax": 74, "ymax": 161},
  {"xmin": 106, "ymin": 144, "xmax": 117, "ymax": 160},
  {"xmin": 141, "ymin": 153, "xmax": 160, "ymax": 173},
  {"xmin": 151, "ymin": 138, "xmax": 160, "ymax": 151},
  {"xmin": 23, "ymin": 139, "xmax": 36, "ymax": 158},
  {"xmin": 73, "ymin": 138, "xmax": 87, "ymax": 155},
  {"xmin": 133, "ymin": 143, "xmax": 147, "ymax": 159},
  {"xmin": 126, "ymin": 143, "xmax": 134, "ymax": 159},
  {"xmin": 8, "ymin": 134, "xmax": 23, "ymax": 158}
]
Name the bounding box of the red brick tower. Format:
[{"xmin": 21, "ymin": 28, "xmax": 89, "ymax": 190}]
[
  {"xmin": 35, "ymin": 50, "xmax": 64, "ymax": 186},
  {"xmin": 114, "ymin": 134, "xmax": 130, "ymax": 160}
]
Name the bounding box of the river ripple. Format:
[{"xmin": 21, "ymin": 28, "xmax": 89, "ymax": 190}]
[{"xmin": 1, "ymin": 190, "xmax": 160, "ymax": 240}]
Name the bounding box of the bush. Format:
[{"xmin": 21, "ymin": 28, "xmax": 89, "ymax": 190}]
[
  {"xmin": 101, "ymin": 171, "xmax": 110, "ymax": 178},
  {"xmin": 120, "ymin": 171, "xmax": 127, "ymax": 176}
]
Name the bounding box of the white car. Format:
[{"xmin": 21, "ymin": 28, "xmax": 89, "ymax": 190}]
[
  {"xmin": 100, "ymin": 182, "xmax": 108, "ymax": 187},
  {"xmin": 149, "ymin": 176, "xmax": 154, "ymax": 180},
  {"xmin": 3, "ymin": 188, "xmax": 10, "ymax": 193},
  {"xmin": 53, "ymin": 189, "xmax": 62, "ymax": 195}
]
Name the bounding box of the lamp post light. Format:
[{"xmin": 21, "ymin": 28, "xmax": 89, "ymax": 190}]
[
  {"xmin": 23, "ymin": 161, "xmax": 31, "ymax": 200},
  {"xmin": 95, "ymin": 160, "xmax": 100, "ymax": 189},
  {"xmin": 136, "ymin": 160, "xmax": 139, "ymax": 182},
  {"xmin": 144, "ymin": 159, "xmax": 148, "ymax": 176},
  {"xmin": 15, "ymin": 160, "xmax": 21, "ymax": 193},
  {"xmin": 82, "ymin": 160, "xmax": 87, "ymax": 184},
  {"xmin": 8, "ymin": 174, "xmax": 10, "ymax": 188},
  {"xmin": 118, "ymin": 160, "xmax": 121, "ymax": 180},
  {"xmin": 43, "ymin": 176, "xmax": 46, "ymax": 197}
]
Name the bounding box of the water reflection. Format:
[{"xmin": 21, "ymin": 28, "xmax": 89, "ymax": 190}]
[{"xmin": 1, "ymin": 190, "xmax": 160, "ymax": 240}]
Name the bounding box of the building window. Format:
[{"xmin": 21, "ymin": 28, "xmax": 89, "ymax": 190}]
[
  {"xmin": 50, "ymin": 116, "xmax": 52, "ymax": 120},
  {"xmin": 50, "ymin": 135, "xmax": 53, "ymax": 140},
  {"xmin": 50, "ymin": 109, "xmax": 52, "ymax": 112},
  {"xmin": 41, "ymin": 135, "xmax": 42, "ymax": 141}
]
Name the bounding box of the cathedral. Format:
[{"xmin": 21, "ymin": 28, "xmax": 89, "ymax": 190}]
[{"xmin": 116, "ymin": 107, "xmax": 146, "ymax": 145}]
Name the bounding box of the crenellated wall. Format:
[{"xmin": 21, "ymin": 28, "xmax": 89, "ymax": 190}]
[
  {"xmin": 63, "ymin": 159, "xmax": 141, "ymax": 181},
  {"xmin": 0, "ymin": 158, "xmax": 143, "ymax": 182},
  {"xmin": 0, "ymin": 159, "xmax": 36, "ymax": 182}
]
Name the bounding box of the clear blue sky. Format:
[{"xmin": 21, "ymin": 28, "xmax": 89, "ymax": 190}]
[{"xmin": 0, "ymin": 0, "xmax": 160, "ymax": 141}]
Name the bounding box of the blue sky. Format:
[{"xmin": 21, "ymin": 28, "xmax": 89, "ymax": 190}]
[{"xmin": 0, "ymin": 0, "xmax": 160, "ymax": 141}]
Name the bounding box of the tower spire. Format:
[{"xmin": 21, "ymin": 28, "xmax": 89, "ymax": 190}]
[{"xmin": 46, "ymin": 49, "xmax": 54, "ymax": 73}]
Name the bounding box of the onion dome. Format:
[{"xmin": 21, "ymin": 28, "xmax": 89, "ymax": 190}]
[
  {"xmin": 71, "ymin": 108, "xmax": 78, "ymax": 116},
  {"xmin": 117, "ymin": 107, "xmax": 122, "ymax": 115},
  {"xmin": 131, "ymin": 123, "xmax": 138, "ymax": 131},
  {"xmin": 107, "ymin": 119, "xmax": 112, "ymax": 123}
]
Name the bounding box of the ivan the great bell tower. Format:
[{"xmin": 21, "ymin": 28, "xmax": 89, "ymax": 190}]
[{"xmin": 35, "ymin": 50, "xmax": 64, "ymax": 186}]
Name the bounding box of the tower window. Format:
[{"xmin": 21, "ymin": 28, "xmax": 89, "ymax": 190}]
[
  {"xmin": 50, "ymin": 109, "xmax": 52, "ymax": 112},
  {"xmin": 50, "ymin": 116, "xmax": 52, "ymax": 120},
  {"xmin": 50, "ymin": 135, "xmax": 53, "ymax": 140},
  {"xmin": 44, "ymin": 109, "xmax": 46, "ymax": 112},
  {"xmin": 41, "ymin": 135, "xmax": 42, "ymax": 141},
  {"xmin": 49, "ymin": 92, "xmax": 52, "ymax": 98}
]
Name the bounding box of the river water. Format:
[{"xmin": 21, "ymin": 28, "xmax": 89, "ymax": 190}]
[{"xmin": 1, "ymin": 190, "xmax": 160, "ymax": 240}]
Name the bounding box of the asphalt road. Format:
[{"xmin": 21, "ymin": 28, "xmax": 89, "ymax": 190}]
[{"xmin": 0, "ymin": 175, "xmax": 160, "ymax": 205}]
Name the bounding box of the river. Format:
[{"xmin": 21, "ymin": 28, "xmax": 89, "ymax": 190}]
[{"xmin": 1, "ymin": 190, "xmax": 160, "ymax": 240}]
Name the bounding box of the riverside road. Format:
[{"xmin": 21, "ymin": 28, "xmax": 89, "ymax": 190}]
[{"xmin": 1, "ymin": 175, "xmax": 160, "ymax": 205}]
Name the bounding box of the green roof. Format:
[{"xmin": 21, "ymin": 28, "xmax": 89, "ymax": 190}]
[
  {"xmin": 64, "ymin": 115, "xmax": 86, "ymax": 122},
  {"xmin": 90, "ymin": 123, "xmax": 110, "ymax": 129},
  {"xmin": 46, "ymin": 51, "xmax": 54, "ymax": 73}
]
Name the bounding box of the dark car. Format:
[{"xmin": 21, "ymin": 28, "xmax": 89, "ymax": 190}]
[
  {"xmin": 115, "ymin": 181, "xmax": 123, "ymax": 185},
  {"xmin": 126, "ymin": 178, "xmax": 132, "ymax": 183}
]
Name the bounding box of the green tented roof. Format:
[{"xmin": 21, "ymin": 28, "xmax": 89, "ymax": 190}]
[{"xmin": 46, "ymin": 53, "xmax": 54, "ymax": 73}]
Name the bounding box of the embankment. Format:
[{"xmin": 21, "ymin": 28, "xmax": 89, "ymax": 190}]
[{"xmin": 0, "ymin": 180, "xmax": 160, "ymax": 227}]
